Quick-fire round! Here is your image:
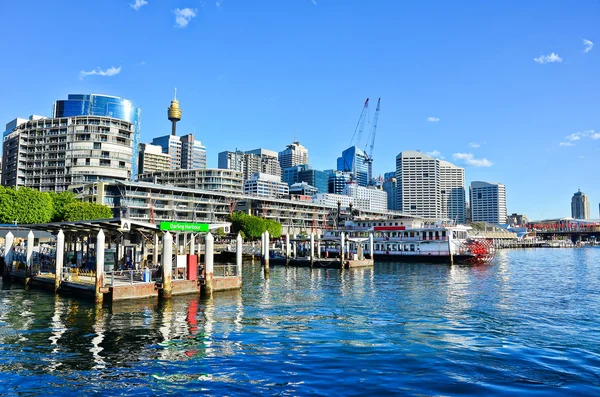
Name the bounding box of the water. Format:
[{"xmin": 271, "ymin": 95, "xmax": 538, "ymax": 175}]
[{"xmin": 1, "ymin": 248, "xmax": 600, "ymax": 396}]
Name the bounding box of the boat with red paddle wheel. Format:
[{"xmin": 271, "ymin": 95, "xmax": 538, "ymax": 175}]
[{"xmin": 322, "ymin": 218, "xmax": 496, "ymax": 264}]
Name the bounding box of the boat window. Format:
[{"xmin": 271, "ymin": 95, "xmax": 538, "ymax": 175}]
[
  {"xmin": 442, "ymin": 231, "xmax": 446, "ymax": 237},
  {"xmin": 410, "ymin": 232, "xmax": 414, "ymax": 237},
  {"xmin": 404, "ymin": 232, "xmax": 408, "ymax": 237},
  {"xmin": 410, "ymin": 244, "xmax": 415, "ymax": 251}
]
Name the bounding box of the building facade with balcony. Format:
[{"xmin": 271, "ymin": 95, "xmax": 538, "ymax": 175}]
[
  {"xmin": 137, "ymin": 168, "xmax": 243, "ymax": 194},
  {"xmin": 2, "ymin": 115, "xmax": 134, "ymax": 191}
]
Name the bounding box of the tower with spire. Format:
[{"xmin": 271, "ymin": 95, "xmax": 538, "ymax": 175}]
[{"xmin": 167, "ymin": 88, "xmax": 182, "ymax": 136}]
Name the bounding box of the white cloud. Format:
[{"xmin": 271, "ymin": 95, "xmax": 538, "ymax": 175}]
[
  {"xmin": 452, "ymin": 153, "xmax": 493, "ymax": 167},
  {"xmin": 564, "ymin": 130, "xmax": 597, "ymax": 144},
  {"xmin": 427, "ymin": 117, "xmax": 440, "ymax": 122},
  {"xmin": 578, "ymin": 156, "xmax": 585, "ymax": 159},
  {"xmin": 583, "ymin": 39, "xmax": 594, "ymax": 53},
  {"xmin": 468, "ymin": 142, "xmax": 480, "ymax": 148},
  {"xmin": 79, "ymin": 66, "xmax": 121, "ymax": 79},
  {"xmin": 311, "ymin": 0, "xmax": 317, "ymax": 4},
  {"xmin": 559, "ymin": 142, "xmax": 574, "ymax": 147},
  {"xmin": 533, "ymin": 52, "xmax": 562, "ymax": 64},
  {"xmin": 174, "ymin": 8, "xmax": 197, "ymax": 28},
  {"xmin": 426, "ymin": 150, "xmax": 444, "ymax": 159},
  {"xmin": 130, "ymin": 0, "xmax": 148, "ymax": 10}
]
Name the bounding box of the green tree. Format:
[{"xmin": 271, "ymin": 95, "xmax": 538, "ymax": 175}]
[
  {"xmin": 215, "ymin": 227, "xmax": 226, "ymax": 237},
  {"xmin": 64, "ymin": 202, "xmax": 114, "ymax": 221},
  {"xmin": 49, "ymin": 191, "xmax": 77, "ymax": 222},
  {"xmin": 265, "ymin": 219, "xmax": 282, "ymax": 239},
  {"xmin": 0, "ymin": 187, "xmax": 53, "ymax": 224}
]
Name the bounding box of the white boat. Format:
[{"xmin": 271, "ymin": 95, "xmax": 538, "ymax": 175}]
[{"xmin": 322, "ymin": 218, "xmax": 495, "ymax": 264}]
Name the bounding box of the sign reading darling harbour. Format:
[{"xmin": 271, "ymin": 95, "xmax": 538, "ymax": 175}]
[{"xmin": 159, "ymin": 222, "xmax": 210, "ymax": 232}]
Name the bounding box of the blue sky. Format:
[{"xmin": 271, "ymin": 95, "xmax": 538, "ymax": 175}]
[{"xmin": 1, "ymin": 0, "xmax": 598, "ymax": 219}]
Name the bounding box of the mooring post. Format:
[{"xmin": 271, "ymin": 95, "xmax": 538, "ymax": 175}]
[
  {"xmin": 317, "ymin": 238, "xmax": 321, "ymax": 259},
  {"xmin": 310, "ymin": 232, "xmax": 315, "ymax": 266},
  {"xmin": 369, "ymin": 232, "xmax": 374, "ymax": 261},
  {"xmin": 261, "ymin": 232, "xmax": 265, "ymax": 263},
  {"xmin": 55, "ymin": 230, "xmax": 64, "ymax": 292},
  {"xmin": 153, "ymin": 233, "xmax": 159, "ymax": 266},
  {"xmin": 26, "ymin": 230, "xmax": 34, "ymax": 285},
  {"xmin": 5, "ymin": 231, "xmax": 14, "ymax": 275},
  {"xmin": 190, "ymin": 233, "xmax": 195, "ymax": 256},
  {"xmin": 340, "ymin": 232, "xmax": 345, "ymax": 263},
  {"xmin": 161, "ymin": 232, "xmax": 173, "ymax": 299},
  {"xmin": 286, "ymin": 234, "xmax": 291, "ymax": 264},
  {"xmin": 204, "ymin": 232, "xmax": 214, "ymax": 295},
  {"xmin": 292, "ymin": 241, "xmax": 297, "ymax": 258},
  {"xmin": 264, "ymin": 230, "xmax": 270, "ymax": 269},
  {"xmin": 95, "ymin": 229, "xmax": 105, "ymax": 304},
  {"xmin": 236, "ymin": 233, "xmax": 243, "ymax": 280}
]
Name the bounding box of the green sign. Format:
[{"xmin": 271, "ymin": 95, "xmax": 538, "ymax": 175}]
[{"xmin": 159, "ymin": 221, "xmax": 209, "ymax": 232}]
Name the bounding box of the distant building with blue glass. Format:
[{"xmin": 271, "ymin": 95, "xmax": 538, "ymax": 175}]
[
  {"xmin": 282, "ymin": 165, "xmax": 327, "ymax": 194},
  {"xmin": 54, "ymin": 94, "xmax": 141, "ymax": 178},
  {"xmin": 336, "ymin": 146, "xmax": 369, "ymax": 187}
]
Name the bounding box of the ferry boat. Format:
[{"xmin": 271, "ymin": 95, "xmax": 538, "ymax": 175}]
[{"xmin": 323, "ymin": 217, "xmax": 495, "ymax": 264}]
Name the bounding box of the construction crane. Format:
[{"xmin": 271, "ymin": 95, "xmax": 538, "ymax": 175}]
[
  {"xmin": 348, "ymin": 98, "xmax": 369, "ymax": 148},
  {"xmin": 364, "ymin": 98, "xmax": 381, "ymax": 184}
]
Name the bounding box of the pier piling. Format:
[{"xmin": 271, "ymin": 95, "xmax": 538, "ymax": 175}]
[
  {"xmin": 204, "ymin": 232, "xmax": 214, "ymax": 295},
  {"xmin": 340, "ymin": 232, "xmax": 345, "ymax": 263},
  {"xmin": 55, "ymin": 230, "xmax": 64, "ymax": 292},
  {"xmin": 369, "ymin": 232, "xmax": 374, "ymax": 260},
  {"xmin": 286, "ymin": 234, "xmax": 291, "ymax": 264},
  {"xmin": 26, "ymin": 231, "xmax": 34, "ymax": 285},
  {"xmin": 310, "ymin": 232, "xmax": 314, "ymax": 266},
  {"xmin": 264, "ymin": 230, "xmax": 270, "ymax": 271},
  {"xmin": 95, "ymin": 229, "xmax": 105, "ymax": 303},
  {"xmin": 5, "ymin": 232, "xmax": 14, "ymax": 275},
  {"xmin": 236, "ymin": 233, "xmax": 243, "ymax": 281},
  {"xmin": 161, "ymin": 232, "xmax": 173, "ymax": 298}
]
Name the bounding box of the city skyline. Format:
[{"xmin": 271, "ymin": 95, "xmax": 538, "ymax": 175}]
[{"xmin": 0, "ymin": 1, "xmax": 598, "ymax": 219}]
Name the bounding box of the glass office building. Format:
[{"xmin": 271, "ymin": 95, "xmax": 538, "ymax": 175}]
[
  {"xmin": 54, "ymin": 94, "xmax": 141, "ymax": 178},
  {"xmin": 337, "ymin": 146, "xmax": 369, "ymax": 187}
]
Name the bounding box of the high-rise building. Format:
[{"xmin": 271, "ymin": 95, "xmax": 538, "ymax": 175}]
[
  {"xmin": 337, "ymin": 146, "xmax": 369, "ymax": 187},
  {"xmin": 138, "ymin": 143, "xmax": 171, "ymax": 174},
  {"xmin": 571, "ymin": 190, "xmax": 590, "ymax": 219},
  {"xmin": 243, "ymin": 172, "xmax": 288, "ymax": 198},
  {"xmin": 218, "ymin": 150, "xmax": 245, "ymax": 173},
  {"xmin": 439, "ymin": 160, "xmax": 466, "ymax": 223},
  {"xmin": 278, "ymin": 141, "xmax": 309, "ymax": 169},
  {"xmin": 53, "ymin": 94, "xmax": 141, "ymax": 177},
  {"xmin": 282, "ymin": 165, "xmax": 327, "ymax": 193},
  {"xmin": 396, "ymin": 151, "xmax": 441, "ymax": 219},
  {"xmin": 382, "ymin": 171, "xmax": 397, "ymax": 211},
  {"xmin": 180, "ymin": 134, "xmax": 207, "ymax": 169},
  {"xmin": 152, "ymin": 134, "xmax": 182, "ymax": 169},
  {"xmin": 325, "ymin": 170, "xmax": 352, "ymax": 194},
  {"xmin": 343, "ymin": 183, "xmax": 388, "ymax": 211},
  {"xmin": 2, "ymin": 115, "xmax": 134, "ymax": 191},
  {"xmin": 218, "ymin": 148, "xmax": 281, "ymax": 181},
  {"xmin": 469, "ymin": 181, "xmax": 507, "ymax": 224}
]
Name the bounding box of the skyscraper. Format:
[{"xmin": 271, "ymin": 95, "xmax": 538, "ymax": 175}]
[
  {"xmin": 337, "ymin": 146, "xmax": 369, "ymax": 187},
  {"xmin": 219, "ymin": 149, "xmax": 281, "ymax": 181},
  {"xmin": 180, "ymin": 134, "xmax": 207, "ymax": 169},
  {"xmin": 382, "ymin": 171, "xmax": 397, "ymax": 211},
  {"xmin": 138, "ymin": 143, "xmax": 171, "ymax": 174},
  {"xmin": 152, "ymin": 134, "xmax": 182, "ymax": 169},
  {"xmin": 53, "ymin": 94, "xmax": 141, "ymax": 177},
  {"xmin": 396, "ymin": 151, "xmax": 441, "ymax": 219},
  {"xmin": 469, "ymin": 181, "xmax": 507, "ymax": 224},
  {"xmin": 278, "ymin": 141, "xmax": 309, "ymax": 169},
  {"xmin": 571, "ymin": 190, "xmax": 590, "ymax": 219},
  {"xmin": 439, "ymin": 160, "xmax": 466, "ymax": 223}
]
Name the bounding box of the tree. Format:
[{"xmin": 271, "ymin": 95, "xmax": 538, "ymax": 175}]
[
  {"xmin": 215, "ymin": 227, "xmax": 226, "ymax": 237},
  {"xmin": 49, "ymin": 191, "xmax": 77, "ymax": 222},
  {"xmin": 265, "ymin": 219, "xmax": 282, "ymax": 239},
  {"xmin": 0, "ymin": 187, "xmax": 53, "ymax": 224},
  {"xmin": 64, "ymin": 202, "xmax": 114, "ymax": 221}
]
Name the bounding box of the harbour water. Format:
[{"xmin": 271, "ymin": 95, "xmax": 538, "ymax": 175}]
[{"xmin": 1, "ymin": 248, "xmax": 600, "ymax": 396}]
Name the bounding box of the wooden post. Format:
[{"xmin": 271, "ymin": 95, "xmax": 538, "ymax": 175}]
[
  {"xmin": 161, "ymin": 232, "xmax": 173, "ymax": 298},
  {"xmin": 190, "ymin": 233, "xmax": 195, "ymax": 256},
  {"xmin": 292, "ymin": 241, "xmax": 297, "ymax": 258},
  {"xmin": 26, "ymin": 230, "xmax": 34, "ymax": 284},
  {"xmin": 286, "ymin": 233, "xmax": 291, "ymax": 264},
  {"xmin": 309, "ymin": 232, "xmax": 314, "ymax": 266},
  {"xmin": 448, "ymin": 237, "xmax": 454, "ymax": 265},
  {"xmin": 55, "ymin": 230, "xmax": 64, "ymax": 292},
  {"xmin": 340, "ymin": 232, "xmax": 345, "ymax": 263},
  {"xmin": 204, "ymin": 232, "xmax": 214, "ymax": 295},
  {"xmin": 236, "ymin": 233, "xmax": 243, "ymax": 280},
  {"xmin": 264, "ymin": 230, "xmax": 270, "ymax": 269},
  {"xmin": 369, "ymin": 232, "xmax": 374, "ymax": 261},
  {"xmin": 95, "ymin": 229, "xmax": 105, "ymax": 303},
  {"xmin": 153, "ymin": 233, "xmax": 159, "ymax": 266},
  {"xmin": 4, "ymin": 232, "xmax": 14, "ymax": 276}
]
